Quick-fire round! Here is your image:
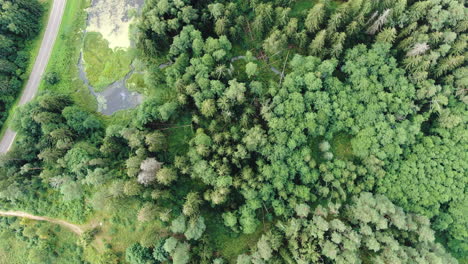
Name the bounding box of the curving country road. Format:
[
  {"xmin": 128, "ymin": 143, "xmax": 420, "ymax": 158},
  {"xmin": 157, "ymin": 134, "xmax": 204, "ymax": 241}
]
[
  {"xmin": 0, "ymin": 0, "xmax": 67, "ymax": 154},
  {"xmin": 0, "ymin": 210, "xmax": 83, "ymax": 235}
]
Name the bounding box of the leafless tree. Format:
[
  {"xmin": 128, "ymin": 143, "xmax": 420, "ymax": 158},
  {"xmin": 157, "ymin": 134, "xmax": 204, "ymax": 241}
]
[
  {"xmin": 137, "ymin": 158, "xmax": 163, "ymax": 185},
  {"xmin": 406, "ymin": 43, "xmax": 430, "ymax": 57},
  {"xmin": 367, "ymin": 9, "xmax": 391, "ymax": 35}
]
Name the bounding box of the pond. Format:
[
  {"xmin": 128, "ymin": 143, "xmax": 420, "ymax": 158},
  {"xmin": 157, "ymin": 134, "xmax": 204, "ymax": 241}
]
[
  {"xmin": 78, "ymin": 53, "xmax": 143, "ymax": 115},
  {"xmin": 78, "ymin": 0, "xmax": 145, "ymax": 115}
]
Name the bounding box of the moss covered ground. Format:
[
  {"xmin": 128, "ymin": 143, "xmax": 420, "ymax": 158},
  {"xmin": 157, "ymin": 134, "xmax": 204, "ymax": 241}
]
[{"xmin": 83, "ymin": 32, "xmax": 135, "ymax": 91}]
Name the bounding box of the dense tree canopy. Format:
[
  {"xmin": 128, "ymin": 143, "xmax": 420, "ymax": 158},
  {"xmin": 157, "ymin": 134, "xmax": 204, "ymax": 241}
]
[
  {"xmin": 131, "ymin": 0, "xmax": 467, "ymax": 260},
  {"xmin": 0, "ymin": 0, "xmax": 43, "ymax": 128},
  {"xmin": 0, "ymin": 0, "xmax": 466, "ymax": 262},
  {"xmin": 241, "ymin": 192, "xmax": 458, "ymax": 264}
]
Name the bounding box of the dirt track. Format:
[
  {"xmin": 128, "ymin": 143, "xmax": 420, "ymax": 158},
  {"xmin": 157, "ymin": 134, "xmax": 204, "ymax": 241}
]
[{"xmin": 0, "ymin": 210, "xmax": 83, "ymax": 235}]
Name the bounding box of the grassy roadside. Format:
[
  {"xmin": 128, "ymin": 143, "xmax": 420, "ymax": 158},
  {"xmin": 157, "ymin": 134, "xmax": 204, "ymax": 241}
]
[
  {"xmin": 0, "ymin": 0, "xmax": 53, "ymax": 140},
  {"xmin": 39, "ymin": 0, "xmax": 97, "ymax": 112}
]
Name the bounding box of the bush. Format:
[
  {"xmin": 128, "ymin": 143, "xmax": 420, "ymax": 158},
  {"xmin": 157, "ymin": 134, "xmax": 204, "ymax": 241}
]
[{"xmin": 44, "ymin": 72, "xmax": 60, "ymax": 85}]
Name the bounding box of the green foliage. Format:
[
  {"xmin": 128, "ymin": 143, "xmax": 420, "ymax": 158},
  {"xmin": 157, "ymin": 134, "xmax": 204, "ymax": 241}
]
[
  {"xmin": 145, "ymin": 131, "xmax": 167, "ymax": 152},
  {"xmin": 171, "ymin": 214, "xmax": 186, "ymax": 234},
  {"xmin": 183, "ymin": 192, "xmax": 202, "ymax": 217},
  {"xmin": 0, "ymin": 0, "xmax": 43, "ymax": 128},
  {"xmin": 378, "ymin": 122, "xmax": 467, "ymax": 242},
  {"xmin": 60, "ymin": 181, "xmax": 83, "ymax": 201},
  {"xmin": 244, "ymin": 193, "xmax": 458, "ymax": 263},
  {"xmin": 125, "ymin": 243, "xmax": 153, "ymax": 264},
  {"xmin": 39, "ymin": 0, "xmax": 95, "ymax": 109},
  {"xmin": 62, "ymin": 105, "xmax": 102, "ymax": 136},
  {"xmin": 184, "ymin": 216, "xmax": 206, "ymax": 240},
  {"xmin": 245, "ymin": 62, "xmax": 258, "ymax": 78},
  {"xmin": 172, "ymin": 242, "xmax": 190, "ymax": 264},
  {"xmin": 0, "ymin": 0, "xmax": 42, "ymax": 38},
  {"xmin": 156, "ymin": 167, "xmax": 177, "ymax": 185},
  {"xmin": 163, "ymin": 237, "xmax": 178, "ymax": 254},
  {"xmin": 158, "ymin": 102, "xmax": 179, "ymax": 121},
  {"xmin": 1, "ymin": 93, "xmax": 104, "ymax": 215},
  {"xmin": 127, "ymin": 73, "xmax": 147, "ymax": 93},
  {"xmin": 80, "ymin": 227, "xmax": 99, "ymax": 246},
  {"xmin": 0, "ymin": 218, "xmax": 84, "ymax": 264},
  {"xmin": 137, "ymin": 0, "xmax": 201, "ymax": 57},
  {"xmin": 1, "ymin": 0, "xmax": 467, "ymax": 262},
  {"xmin": 137, "ymin": 203, "xmax": 158, "ymax": 223},
  {"xmin": 44, "ymin": 71, "xmax": 60, "ymax": 85},
  {"xmin": 152, "ymin": 238, "xmax": 168, "ymax": 262},
  {"xmin": 123, "ymin": 180, "xmax": 142, "ymax": 196}
]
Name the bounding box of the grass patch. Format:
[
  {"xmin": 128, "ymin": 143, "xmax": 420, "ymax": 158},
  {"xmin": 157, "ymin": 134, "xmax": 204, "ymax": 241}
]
[
  {"xmin": 219, "ymin": 224, "xmax": 270, "ymax": 263},
  {"xmin": 290, "ymin": 0, "xmax": 318, "ymax": 17},
  {"xmin": 82, "ymin": 197, "xmax": 168, "ymax": 263},
  {"xmin": 231, "ymin": 58, "xmax": 280, "ymax": 84},
  {"xmin": 310, "ymin": 133, "xmax": 354, "ymax": 163},
  {"xmin": 290, "ymin": 0, "xmax": 342, "ymax": 18},
  {"xmin": 203, "ymin": 211, "xmax": 270, "ymax": 263},
  {"xmin": 0, "ymin": 218, "xmax": 83, "ymax": 264},
  {"xmin": 83, "ymin": 32, "xmax": 134, "ymax": 91},
  {"xmin": 40, "ymin": 0, "xmax": 97, "ymax": 112},
  {"xmin": 309, "ymin": 136, "xmax": 326, "ymax": 164},
  {"xmin": 92, "ymin": 199, "xmax": 151, "ymax": 251},
  {"xmin": 0, "ymin": 229, "xmax": 30, "ymax": 264},
  {"xmin": 166, "ymin": 113, "xmax": 194, "ymax": 159},
  {"xmin": 331, "ymin": 132, "xmax": 354, "ymax": 160},
  {"xmin": 102, "ymin": 108, "xmax": 138, "ymax": 127},
  {"xmin": 126, "ymin": 72, "xmax": 147, "ymax": 94}
]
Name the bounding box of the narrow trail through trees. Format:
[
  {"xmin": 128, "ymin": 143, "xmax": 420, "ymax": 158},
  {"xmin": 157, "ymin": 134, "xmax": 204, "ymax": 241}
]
[{"xmin": 0, "ymin": 211, "xmax": 84, "ymax": 235}]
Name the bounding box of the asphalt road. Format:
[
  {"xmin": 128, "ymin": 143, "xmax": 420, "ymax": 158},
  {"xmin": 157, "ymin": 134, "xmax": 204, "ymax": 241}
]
[{"xmin": 0, "ymin": 0, "xmax": 67, "ymax": 154}]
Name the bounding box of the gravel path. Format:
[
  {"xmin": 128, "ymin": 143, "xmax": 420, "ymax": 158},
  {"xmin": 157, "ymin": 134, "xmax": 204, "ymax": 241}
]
[{"xmin": 0, "ymin": 0, "xmax": 67, "ymax": 154}]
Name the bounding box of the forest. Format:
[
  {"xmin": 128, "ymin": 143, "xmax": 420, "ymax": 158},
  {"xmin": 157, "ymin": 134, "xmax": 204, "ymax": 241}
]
[
  {"xmin": 0, "ymin": 0, "xmax": 466, "ymax": 263},
  {"xmin": 0, "ymin": 0, "xmax": 43, "ymax": 128}
]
